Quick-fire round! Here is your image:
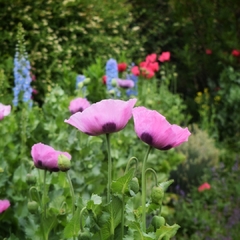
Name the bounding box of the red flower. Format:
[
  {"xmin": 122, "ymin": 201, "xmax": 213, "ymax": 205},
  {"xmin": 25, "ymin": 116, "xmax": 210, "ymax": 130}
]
[
  {"xmin": 205, "ymin": 49, "xmax": 212, "ymax": 55},
  {"xmin": 159, "ymin": 52, "xmax": 170, "ymax": 62},
  {"xmin": 148, "ymin": 62, "xmax": 159, "ymax": 72},
  {"xmin": 131, "ymin": 66, "xmax": 140, "ymax": 76},
  {"xmin": 198, "ymin": 182, "xmax": 211, "ymax": 192},
  {"xmin": 118, "ymin": 62, "xmax": 127, "ymax": 72},
  {"xmin": 142, "ymin": 68, "xmax": 155, "ymax": 79},
  {"xmin": 102, "ymin": 75, "xmax": 107, "ymax": 84},
  {"xmin": 146, "ymin": 53, "xmax": 157, "ymax": 63},
  {"xmin": 231, "ymin": 49, "xmax": 240, "ymax": 57}
]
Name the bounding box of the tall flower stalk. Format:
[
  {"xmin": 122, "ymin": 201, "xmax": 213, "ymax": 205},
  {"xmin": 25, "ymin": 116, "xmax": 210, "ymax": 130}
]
[{"xmin": 13, "ymin": 23, "xmax": 33, "ymax": 107}]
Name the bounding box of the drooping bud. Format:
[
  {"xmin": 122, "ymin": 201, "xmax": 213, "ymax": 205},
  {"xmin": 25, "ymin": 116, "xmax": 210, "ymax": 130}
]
[
  {"xmin": 83, "ymin": 78, "xmax": 91, "ymax": 85},
  {"xmin": 28, "ymin": 201, "xmax": 38, "ymax": 213},
  {"xmin": 151, "ymin": 216, "xmax": 166, "ymax": 230},
  {"xmin": 26, "ymin": 173, "xmax": 36, "ymax": 184},
  {"xmin": 129, "ymin": 177, "xmax": 139, "ymax": 195},
  {"xmin": 151, "ymin": 186, "xmax": 164, "ymax": 205},
  {"xmin": 58, "ymin": 154, "xmax": 71, "ymax": 172}
]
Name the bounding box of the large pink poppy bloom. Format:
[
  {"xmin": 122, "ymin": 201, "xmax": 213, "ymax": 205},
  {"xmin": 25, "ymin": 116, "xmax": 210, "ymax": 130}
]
[
  {"xmin": 0, "ymin": 103, "xmax": 11, "ymax": 121},
  {"xmin": 117, "ymin": 79, "xmax": 134, "ymax": 89},
  {"xmin": 65, "ymin": 98, "xmax": 137, "ymax": 136},
  {"xmin": 132, "ymin": 107, "xmax": 191, "ymax": 150},
  {"xmin": 131, "ymin": 66, "xmax": 140, "ymax": 76},
  {"xmin": 159, "ymin": 52, "xmax": 171, "ymax": 62},
  {"xmin": 146, "ymin": 53, "xmax": 157, "ymax": 63},
  {"xmin": 0, "ymin": 199, "xmax": 10, "ymax": 214},
  {"xmin": 69, "ymin": 97, "xmax": 91, "ymax": 114},
  {"xmin": 31, "ymin": 143, "xmax": 71, "ymax": 172}
]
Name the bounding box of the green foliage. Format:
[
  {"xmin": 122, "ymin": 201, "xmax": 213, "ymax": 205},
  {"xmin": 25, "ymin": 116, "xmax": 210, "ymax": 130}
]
[
  {"xmin": 0, "ymin": 0, "xmax": 142, "ymax": 101},
  {"xmin": 168, "ymin": 157, "xmax": 240, "ymax": 239},
  {"xmin": 170, "ymin": 125, "xmax": 219, "ymax": 192}
]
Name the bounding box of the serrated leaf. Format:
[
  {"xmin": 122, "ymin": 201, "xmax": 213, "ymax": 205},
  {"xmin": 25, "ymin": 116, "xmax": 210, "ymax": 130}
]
[
  {"xmin": 128, "ymin": 221, "xmax": 155, "ymax": 240},
  {"xmin": 156, "ymin": 224, "xmax": 180, "ymax": 240},
  {"xmin": 111, "ymin": 168, "xmax": 135, "ymax": 195},
  {"xmin": 43, "ymin": 216, "xmax": 57, "ymax": 238},
  {"xmin": 63, "ymin": 206, "xmax": 82, "ymax": 238},
  {"xmin": 99, "ymin": 196, "xmax": 122, "ymax": 239}
]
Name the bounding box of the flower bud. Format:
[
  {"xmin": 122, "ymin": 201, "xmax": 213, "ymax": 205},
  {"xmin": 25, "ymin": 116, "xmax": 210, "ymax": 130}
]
[
  {"xmin": 58, "ymin": 154, "xmax": 71, "ymax": 172},
  {"xmin": 83, "ymin": 78, "xmax": 91, "ymax": 85},
  {"xmin": 78, "ymin": 232, "xmax": 91, "ymax": 240},
  {"xmin": 151, "ymin": 186, "xmax": 164, "ymax": 205},
  {"xmin": 28, "ymin": 201, "xmax": 38, "ymax": 213},
  {"xmin": 78, "ymin": 82, "xmax": 84, "ymax": 89},
  {"xmin": 151, "ymin": 216, "xmax": 166, "ymax": 230},
  {"xmin": 26, "ymin": 173, "xmax": 36, "ymax": 184},
  {"xmin": 111, "ymin": 79, "xmax": 117, "ymax": 87},
  {"xmin": 129, "ymin": 177, "xmax": 139, "ymax": 194}
]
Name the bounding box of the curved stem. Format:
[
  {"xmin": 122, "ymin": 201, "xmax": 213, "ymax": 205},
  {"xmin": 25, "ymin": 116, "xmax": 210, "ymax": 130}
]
[
  {"xmin": 125, "ymin": 157, "xmax": 139, "ymax": 174},
  {"xmin": 29, "ymin": 186, "xmax": 42, "ymax": 206},
  {"xmin": 66, "ymin": 171, "xmax": 75, "ymax": 216},
  {"xmin": 141, "ymin": 145, "xmax": 152, "ymax": 232},
  {"xmin": 145, "ymin": 168, "xmax": 158, "ymax": 187},
  {"xmin": 106, "ymin": 133, "xmax": 112, "ymax": 203},
  {"xmin": 80, "ymin": 207, "xmax": 87, "ymax": 232}
]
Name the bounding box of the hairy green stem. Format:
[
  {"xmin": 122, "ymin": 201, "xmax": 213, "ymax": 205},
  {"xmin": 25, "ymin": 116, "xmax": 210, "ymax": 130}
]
[
  {"xmin": 66, "ymin": 171, "xmax": 75, "ymax": 216},
  {"xmin": 141, "ymin": 145, "xmax": 152, "ymax": 232},
  {"xmin": 125, "ymin": 157, "xmax": 139, "ymax": 174},
  {"xmin": 80, "ymin": 207, "xmax": 87, "ymax": 232},
  {"xmin": 43, "ymin": 169, "xmax": 47, "ymax": 219},
  {"xmin": 121, "ymin": 194, "xmax": 125, "ymax": 239},
  {"xmin": 106, "ymin": 133, "xmax": 112, "ymax": 203}
]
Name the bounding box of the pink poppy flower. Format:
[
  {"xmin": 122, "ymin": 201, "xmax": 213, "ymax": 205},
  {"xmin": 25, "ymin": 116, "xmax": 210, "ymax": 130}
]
[
  {"xmin": 132, "ymin": 107, "xmax": 191, "ymax": 150},
  {"xmin": 69, "ymin": 97, "xmax": 91, "ymax": 114},
  {"xmin": 0, "ymin": 199, "xmax": 10, "ymax": 214},
  {"xmin": 131, "ymin": 66, "xmax": 140, "ymax": 76},
  {"xmin": 142, "ymin": 68, "xmax": 155, "ymax": 79},
  {"xmin": 198, "ymin": 182, "xmax": 211, "ymax": 192},
  {"xmin": 158, "ymin": 52, "xmax": 171, "ymax": 62},
  {"xmin": 31, "ymin": 143, "xmax": 71, "ymax": 172},
  {"xmin": 231, "ymin": 49, "xmax": 240, "ymax": 57},
  {"xmin": 65, "ymin": 98, "xmax": 137, "ymax": 136},
  {"xmin": 146, "ymin": 53, "xmax": 157, "ymax": 63},
  {"xmin": 205, "ymin": 49, "xmax": 212, "ymax": 55},
  {"xmin": 117, "ymin": 79, "xmax": 134, "ymax": 89},
  {"xmin": 118, "ymin": 63, "xmax": 127, "ymax": 72},
  {"xmin": 148, "ymin": 62, "xmax": 159, "ymax": 72},
  {"xmin": 0, "ymin": 103, "xmax": 11, "ymax": 121}
]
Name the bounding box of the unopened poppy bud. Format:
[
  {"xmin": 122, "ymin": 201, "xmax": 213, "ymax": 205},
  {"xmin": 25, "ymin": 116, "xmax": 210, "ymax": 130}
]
[
  {"xmin": 78, "ymin": 232, "xmax": 91, "ymax": 240},
  {"xmin": 78, "ymin": 82, "xmax": 84, "ymax": 89},
  {"xmin": 151, "ymin": 186, "xmax": 164, "ymax": 205},
  {"xmin": 83, "ymin": 78, "xmax": 91, "ymax": 84},
  {"xmin": 58, "ymin": 154, "xmax": 71, "ymax": 172},
  {"xmin": 28, "ymin": 201, "xmax": 38, "ymax": 213},
  {"xmin": 129, "ymin": 177, "xmax": 139, "ymax": 194},
  {"xmin": 151, "ymin": 216, "xmax": 166, "ymax": 230},
  {"xmin": 111, "ymin": 79, "xmax": 117, "ymax": 87},
  {"xmin": 26, "ymin": 173, "xmax": 36, "ymax": 184}
]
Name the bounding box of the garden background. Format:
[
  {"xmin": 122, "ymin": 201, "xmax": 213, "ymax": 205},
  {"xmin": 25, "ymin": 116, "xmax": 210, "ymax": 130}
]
[{"xmin": 1, "ymin": 0, "xmax": 240, "ymax": 239}]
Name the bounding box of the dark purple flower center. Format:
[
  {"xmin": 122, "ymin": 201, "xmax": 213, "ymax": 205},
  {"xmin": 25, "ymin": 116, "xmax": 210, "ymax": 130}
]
[
  {"xmin": 102, "ymin": 122, "xmax": 117, "ymax": 133},
  {"xmin": 141, "ymin": 132, "xmax": 153, "ymax": 145},
  {"xmin": 78, "ymin": 107, "xmax": 83, "ymax": 112},
  {"xmin": 51, "ymin": 167, "xmax": 59, "ymax": 172},
  {"xmin": 161, "ymin": 145, "xmax": 172, "ymax": 150},
  {"xmin": 38, "ymin": 160, "xmax": 43, "ymax": 167}
]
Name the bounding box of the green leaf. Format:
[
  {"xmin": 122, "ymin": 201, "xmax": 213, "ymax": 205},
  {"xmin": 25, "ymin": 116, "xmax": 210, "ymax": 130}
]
[
  {"xmin": 64, "ymin": 206, "xmax": 82, "ymax": 238},
  {"xmin": 87, "ymin": 194, "xmax": 103, "ymax": 218},
  {"xmin": 128, "ymin": 221, "xmax": 155, "ymax": 240},
  {"xmin": 155, "ymin": 224, "xmax": 180, "ymax": 240},
  {"xmin": 111, "ymin": 168, "xmax": 135, "ymax": 195},
  {"xmin": 99, "ymin": 196, "xmax": 122, "ymax": 239}
]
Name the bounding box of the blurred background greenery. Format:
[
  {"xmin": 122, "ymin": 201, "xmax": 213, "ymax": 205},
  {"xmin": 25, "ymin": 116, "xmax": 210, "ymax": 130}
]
[{"xmin": 1, "ymin": 0, "xmax": 240, "ymax": 239}]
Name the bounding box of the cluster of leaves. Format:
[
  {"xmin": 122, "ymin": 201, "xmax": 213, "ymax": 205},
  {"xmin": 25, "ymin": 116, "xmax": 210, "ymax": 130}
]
[
  {"xmin": 167, "ymin": 153, "xmax": 240, "ymax": 240},
  {"xmin": 0, "ymin": 0, "xmax": 143, "ymax": 102}
]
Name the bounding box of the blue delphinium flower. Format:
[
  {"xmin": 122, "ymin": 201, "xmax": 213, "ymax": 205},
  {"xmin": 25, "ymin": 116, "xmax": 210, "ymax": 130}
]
[
  {"xmin": 126, "ymin": 73, "xmax": 138, "ymax": 97},
  {"xmin": 76, "ymin": 74, "xmax": 87, "ymax": 97},
  {"xmin": 13, "ymin": 51, "xmax": 33, "ymax": 107},
  {"xmin": 105, "ymin": 58, "xmax": 120, "ymax": 97}
]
